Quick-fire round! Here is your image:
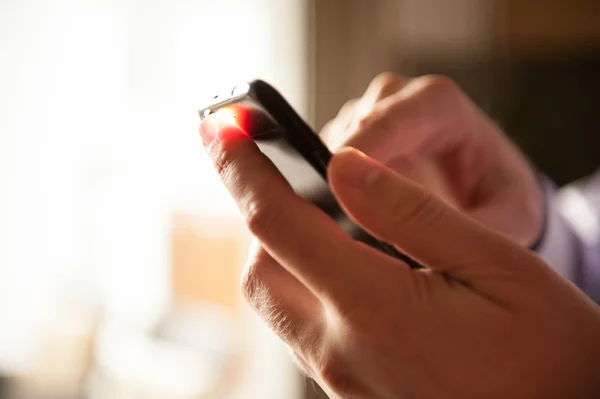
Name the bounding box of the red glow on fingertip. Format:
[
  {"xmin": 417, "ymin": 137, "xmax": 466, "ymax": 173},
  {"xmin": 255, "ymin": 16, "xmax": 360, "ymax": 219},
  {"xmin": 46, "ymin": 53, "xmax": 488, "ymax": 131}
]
[
  {"xmin": 221, "ymin": 106, "xmax": 250, "ymax": 131},
  {"xmin": 212, "ymin": 108, "xmax": 238, "ymax": 126},
  {"xmin": 217, "ymin": 106, "xmax": 250, "ymax": 137},
  {"xmin": 206, "ymin": 107, "xmax": 249, "ymax": 141}
]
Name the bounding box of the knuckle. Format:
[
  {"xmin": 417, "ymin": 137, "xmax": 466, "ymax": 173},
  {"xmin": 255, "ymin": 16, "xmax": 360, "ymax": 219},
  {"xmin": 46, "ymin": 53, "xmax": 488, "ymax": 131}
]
[
  {"xmin": 316, "ymin": 347, "xmax": 368, "ymax": 397},
  {"xmin": 242, "ymin": 259, "xmax": 315, "ymax": 346},
  {"xmin": 241, "ymin": 257, "xmax": 290, "ymax": 325},
  {"xmin": 353, "ymin": 105, "xmax": 397, "ymax": 142},
  {"xmin": 354, "ymin": 106, "xmax": 383, "ymax": 132},
  {"xmin": 245, "ymin": 197, "xmax": 282, "ymax": 238},
  {"xmin": 319, "ymin": 120, "xmax": 337, "ymax": 145},
  {"xmin": 415, "ymin": 74, "xmax": 459, "ymax": 96},
  {"xmin": 317, "ymin": 352, "xmax": 352, "ymax": 395},
  {"xmin": 354, "ymin": 110, "xmax": 373, "ymax": 131},
  {"xmin": 391, "ymin": 191, "xmax": 447, "ymax": 229},
  {"xmin": 240, "ymin": 258, "xmax": 267, "ymax": 305},
  {"xmin": 241, "ymin": 245, "xmax": 276, "ymax": 305},
  {"xmin": 371, "ymin": 71, "xmax": 403, "ymax": 95},
  {"xmin": 241, "ymin": 263, "xmax": 293, "ymax": 338},
  {"xmin": 319, "ymin": 120, "xmax": 334, "ymax": 138},
  {"xmin": 408, "ymin": 74, "xmax": 472, "ymax": 126},
  {"xmin": 339, "ymin": 98, "xmax": 359, "ymax": 116}
]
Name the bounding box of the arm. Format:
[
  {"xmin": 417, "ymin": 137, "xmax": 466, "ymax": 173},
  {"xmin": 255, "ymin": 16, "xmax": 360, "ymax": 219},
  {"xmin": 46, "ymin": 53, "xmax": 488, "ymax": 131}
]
[{"xmin": 538, "ymin": 170, "xmax": 600, "ymax": 303}]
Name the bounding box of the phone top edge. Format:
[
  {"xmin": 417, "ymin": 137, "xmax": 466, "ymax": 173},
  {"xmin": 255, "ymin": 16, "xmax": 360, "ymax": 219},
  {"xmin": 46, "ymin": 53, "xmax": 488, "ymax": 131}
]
[
  {"xmin": 197, "ymin": 79, "xmax": 287, "ymax": 121},
  {"xmin": 197, "ymin": 81, "xmax": 254, "ymax": 120}
]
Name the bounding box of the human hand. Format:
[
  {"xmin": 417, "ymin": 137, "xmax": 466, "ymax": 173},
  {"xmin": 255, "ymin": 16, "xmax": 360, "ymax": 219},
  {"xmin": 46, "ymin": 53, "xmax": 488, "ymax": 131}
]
[
  {"xmin": 321, "ymin": 73, "xmax": 543, "ymax": 248},
  {"xmin": 199, "ymin": 118, "xmax": 600, "ymax": 399}
]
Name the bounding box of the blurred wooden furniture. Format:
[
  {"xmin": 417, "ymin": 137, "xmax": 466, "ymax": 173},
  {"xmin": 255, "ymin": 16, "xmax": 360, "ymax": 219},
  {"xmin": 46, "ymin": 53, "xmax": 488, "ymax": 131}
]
[{"xmin": 170, "ymin": 212, "xmax": 248, "ymax": 311}]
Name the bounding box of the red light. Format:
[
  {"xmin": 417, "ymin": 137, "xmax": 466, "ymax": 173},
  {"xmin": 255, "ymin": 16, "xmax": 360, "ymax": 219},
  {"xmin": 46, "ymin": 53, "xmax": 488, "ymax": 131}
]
[
  {"xmin": 212, "ymin": 107, "xmax": 239, "ymax": 126},
  {"xmin": 199, "ymin": 106, "xmax": 252, "ymax": 145},
  {"xmin": 218, "ymin": 105, "xmax": 250, "ymax": 131},
  {"xmin": 203, "ymin": 107, "xmax": 250, "ymax": 142}
]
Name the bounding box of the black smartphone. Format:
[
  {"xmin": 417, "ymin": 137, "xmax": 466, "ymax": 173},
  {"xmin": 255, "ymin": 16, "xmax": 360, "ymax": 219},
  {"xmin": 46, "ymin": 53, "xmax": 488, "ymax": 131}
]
[{"xmin": 198, "ymin": 80, "xmax": 422, "ymax": 269}]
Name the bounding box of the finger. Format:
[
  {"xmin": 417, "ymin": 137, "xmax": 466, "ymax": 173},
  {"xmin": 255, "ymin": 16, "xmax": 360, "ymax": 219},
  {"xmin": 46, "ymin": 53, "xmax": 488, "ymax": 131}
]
[
  {"xmin": 343, "ymin": 75, "xmax": 472, "ymax": 164},
  {"xmin": 320, "ymin": 98, "xmax": 359, "ymax": 147},
  {"xmin": 386, "ymin": 158, "xmax": 457, "ymax": 206},
  {"xmin": 330, "ymin": 73, "xmax": 410, "ymax": 151},
  {"xmin": 199, "ymin": 115, "xmax": 371, "ymax": 300},
  {"xmin": 358, "ymin": 72, "xmax": 410, "ymax": 111},
  {"xmin": 328, "ymin": 148, "xmax": 528, "ymax": 285},
  {"xmin": 242, "ymin": 241, "xmax": 323, "ymax": 349}
]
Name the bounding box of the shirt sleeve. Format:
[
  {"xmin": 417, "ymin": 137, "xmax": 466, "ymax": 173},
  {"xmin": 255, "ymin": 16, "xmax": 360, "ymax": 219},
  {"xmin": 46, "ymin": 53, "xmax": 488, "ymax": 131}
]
[{"xmin": 536, "ymin": 171, "xmax": 600, "ymax": 304}]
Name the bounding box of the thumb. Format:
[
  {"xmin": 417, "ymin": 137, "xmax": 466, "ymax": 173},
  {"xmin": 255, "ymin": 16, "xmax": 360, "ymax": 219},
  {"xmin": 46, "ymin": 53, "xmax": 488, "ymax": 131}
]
[{"xmin": 328, "ymin": 147, "xmax": 528, "ymax": 285}]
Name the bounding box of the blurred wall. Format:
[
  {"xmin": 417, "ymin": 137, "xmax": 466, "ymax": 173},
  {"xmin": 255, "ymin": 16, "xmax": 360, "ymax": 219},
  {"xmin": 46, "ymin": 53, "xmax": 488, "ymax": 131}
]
[{"xmin": 313, "ymin": 0, "xmax": 494, "ymax": 130}]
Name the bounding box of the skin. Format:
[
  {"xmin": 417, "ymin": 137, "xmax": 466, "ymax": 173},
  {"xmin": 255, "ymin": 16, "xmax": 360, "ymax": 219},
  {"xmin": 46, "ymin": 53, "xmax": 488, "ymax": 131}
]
[
  {"xmin": 320, "ymin": 73, "xmax": 543, "ymax": 248},
  {"xmin": 199, "ymin": 74, "xmax": 600, "ymax": 398}
]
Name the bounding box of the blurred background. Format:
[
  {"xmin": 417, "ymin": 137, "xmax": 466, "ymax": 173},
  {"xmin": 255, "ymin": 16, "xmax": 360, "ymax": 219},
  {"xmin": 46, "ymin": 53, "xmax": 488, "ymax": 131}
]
[{"xmin": 0, "ymin": 0, "xmax": 598, "ymax": 398}]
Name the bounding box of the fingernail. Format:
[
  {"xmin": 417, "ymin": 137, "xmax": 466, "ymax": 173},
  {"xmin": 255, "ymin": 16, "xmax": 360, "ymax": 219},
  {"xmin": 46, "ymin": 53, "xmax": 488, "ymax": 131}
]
[
  {"xmin": 199, "ymin": 116, "xmax": 219, "ymax": 147},
  {"xmin": 333, "ymin": 148, "xmax": 380, "ymax": 187}
]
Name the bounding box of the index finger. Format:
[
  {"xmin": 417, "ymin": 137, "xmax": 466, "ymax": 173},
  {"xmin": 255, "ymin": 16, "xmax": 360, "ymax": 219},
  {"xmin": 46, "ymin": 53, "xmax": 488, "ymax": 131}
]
[
  {"xmin": 199, "ymin": 116, "xmax": 372, "ymax": 299},
  {"xmin": 344, "ymin": 75, "xmax": 471, "ymax": 164}
]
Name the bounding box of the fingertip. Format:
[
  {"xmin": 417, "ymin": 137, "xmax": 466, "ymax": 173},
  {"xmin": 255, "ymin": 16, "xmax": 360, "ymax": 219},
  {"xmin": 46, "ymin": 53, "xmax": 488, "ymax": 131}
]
[
  {"xmin": 329, "ymin": 146, "xmax": 362, "ymax": 167},
  {"xmin": 200, "ymin": 114, "xmax": 251, "ymax": 149},
  {"xmin": 199, "ymin": 115, "xmax": 219, "ymax": 147},
  {"xmin": 329, "ymin": 147, "xmax": 358, "ymax": 188}
]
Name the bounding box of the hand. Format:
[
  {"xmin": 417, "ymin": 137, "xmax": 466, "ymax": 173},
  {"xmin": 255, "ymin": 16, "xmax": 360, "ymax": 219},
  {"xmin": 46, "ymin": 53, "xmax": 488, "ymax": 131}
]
[
  {"xmin": 321, "ymin": 73, "xmax": 543, "ymax": 248},
  {"xmin": 199, "ymin": 118, "xmax": 600, "ymax": 399}
]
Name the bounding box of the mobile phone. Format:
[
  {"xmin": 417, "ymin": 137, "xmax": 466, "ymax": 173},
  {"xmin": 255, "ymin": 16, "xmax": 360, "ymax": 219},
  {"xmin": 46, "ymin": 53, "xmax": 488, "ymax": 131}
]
[{"xmin": 198, "ymin": 80, "xmax": 422, "ymax": 269}]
